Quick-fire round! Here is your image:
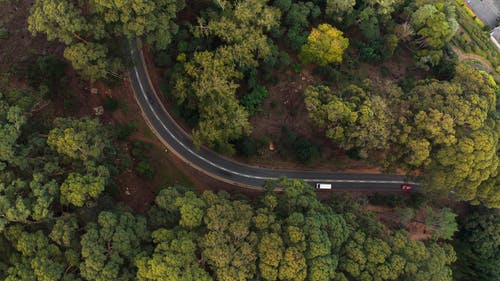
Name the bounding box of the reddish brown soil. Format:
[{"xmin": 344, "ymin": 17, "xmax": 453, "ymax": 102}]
[
  {"xmin": 407, "ymin": 207, "xmax": 433, "ymax": 240},
  {"xmin": 359, "ymin": 47, "xmax": 417, "ymax": 83},
  {"xmin": 0, "ymin": 0, "xmax": 63, "ymax": 74}
]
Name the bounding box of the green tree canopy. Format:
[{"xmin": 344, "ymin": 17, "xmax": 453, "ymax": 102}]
[
  {"xmin": 174, "ymin": 0, "xmax": 280, "ymax": 152},
  {"xmin": 299, "ymin": 24, "xmax": 349, "ymax": 66},
  {"xmin": 136, "ymin": 229, "xmax": 211, "ymax": 281},
  {"xmin": 0, "ymin": 93, "xmax": 113, "ymax": 231},
  {"xmin": 454, "ymin": 208, "xmax": 500, "ymax": 281},
  {"xmin": 304, "ymin": 84, "xmax": 394, "ymax": 158},
  {"xmin": 79, "ymin": 211, "xmax": 150, "ymax": 281},
  {"xmin": 409, "ymin": 2, "xmax": 458, "ymax": 67},
  {"xmin": 28, "ymin": 0, "xmax": 185, "ymax": 80},
  {"xmin": 325, "ymin": 0, "xmax": 356, "ymax": 22}
]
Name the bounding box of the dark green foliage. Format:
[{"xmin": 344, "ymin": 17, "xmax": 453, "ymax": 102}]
[
  {"xmin": 382, "ymin": 34, "xmax": 399, "ymax": 59},
  {"xmin": 285, "ymin": 26, "xmax": 309, "ymax": 51},
  {"xmin": 282, "ymin": 126, "xmax": 298, "ymax": 147},
  {"xmin": 358, "ymin": 41, "xmax": 383, "ymax": 63},
  {"xmin": 292, "ymin": 63, "xmax": 302, "ymax": 73},
  {"xmin": 294, "ymin": 138, "xmax": 320, "ymax": 163},
  {"xmin": 103, "ymin": 96, "xmax": 119, "ymax": 111},
  {"xmin": 172, "ymin": 101, "xmax": 200, "ymax": 128},
  {"xmin": 406, "ymin": 192, "xmax": 428, "ymax": 209},
  {"xmin": 233, "ymin": 136, "xmax": 266, "ymax": 157},
  {"xmin": 312, "ymin": 65, "xmax": 341, "ymax": 83},
  {"xmin": 281, "ymin": 127, "xmax": 320, "ymax": 163},
  {"xmin": 397, "ymin": 76, "xmax": 416, "ymax": 92},
  {"xmin": 13, "ymin": 55, "xmax": 66, "ymax": 95},
  {"xmin": 454, "ymin": 208, "xmax": 500, "ymax": 281},
  {"xmin": 359, "ymin": 8, "xmax": 380, "ymax": 41},
  {"xmin": 277, "ymin": 1, "xmax": 321, "ymax": 51},
  {"xmin": 131, "ymin": 141, "xmax": 152, "ymax": 159},
  {"xmin": 136, "ymin": 161, "xmax": 156, "ymax": 180},
  {"xmin": 273, "ymin": 0, "xmax": 292, "ymax": 11},
  {"xmin": 242, "ymin": 86, "xmax": 268, "ymax": 116},
  {"xmin": 154, "ymin": 50, "xmax": 172, "ymax": 67},
  {"xmin": 360, "ymin": 46, "xmax": 382, "ymax": 63},
  {"xmin": 368, "ymin": 193, "xmax": 404, "ymax": 208},
  {"xmin": 112, "ymin": 123, "xmax": 137, "ymax": 141},
  {"xmin": 270, "ymin": 100, "xmax": 278, "ymax": 108},
  {"xmin": 131, "ymin": 141, "xmax": 156, "ymax": 180},
  {"xmin": 0, "ymin": 27, "xmax": 8, "ymax": 39},
  {"xmin": 346, "ymin": 147, "xmax": 362, "ymax": 160},
  {"xmin": 431, "ymin": 45, "xmax": 458, "ymax": 80}
]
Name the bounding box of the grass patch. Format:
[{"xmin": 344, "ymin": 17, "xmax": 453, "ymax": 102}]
[{"xmin": 149, "ymin": 145, "xmax": 194, "ymax": 188}]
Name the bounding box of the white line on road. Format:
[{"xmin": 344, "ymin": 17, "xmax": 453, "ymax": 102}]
[{"xmin": 130, "ymin": 48, "xmax": 414, "ymax": 185}]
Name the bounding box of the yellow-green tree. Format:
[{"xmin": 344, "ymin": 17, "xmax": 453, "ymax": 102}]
[{"xmin": 299, "ymin": 24, "xmax": 349, "ymax": 66}]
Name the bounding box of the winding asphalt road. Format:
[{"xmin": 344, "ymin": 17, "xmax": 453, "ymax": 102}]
[{"xmin": 128, "ymin": 41, "xmax": 415, "ymax": 191}]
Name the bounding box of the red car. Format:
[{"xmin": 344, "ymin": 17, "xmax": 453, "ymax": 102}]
[{"xmin": 401, "ymin": 184, "xmax": 412, "ymax": 190}]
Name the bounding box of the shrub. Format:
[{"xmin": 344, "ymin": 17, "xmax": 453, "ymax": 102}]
[
  {"xmin": 154, "ymin": 51, "xmax": 172, "ymax": 67},
  {"xmin": 131, "ymin": 141, "xmax": 152, "ymax": 158},
  {"xmin": 368, "ymin": 193, "xmax": 404, "ymax": 207},
  {"xmin": 103, "ymin": 96, "xmax": 119, "ymax": 111},
  {"xmin": 312, "ymin": 65, "xmax": 340, "ymax": 82},
  {"xmin": 380, "ymin": 66, "xmax": 390, "ymax": 78},
  {"xmin": 242, "ymin": 86, "xmax": 268, "ymax": 116},
  {"xmin": 13, "ymin": 55, "xmax": 66, "ymax": 95},
  {"xmin": 285, "ymin": 27, "xmax": 308, "ymax": 51},
  {"xmin": 398, "ymin": 77, "xmax": 416, "ymax": 92},
  {"xmin": 281, "ymin": 127, "xmax": 320, "ymax": 163},
  {"xmin": 405, "ymin": 192, "xmax": 427, "ymax": 208},
  {"xmin": 234, "ymin": 136, "xmax": 259, "ymax": 157},
  {"xmin": 294, "ymin": 138, "xmax": 320, "ymax": 163},
  {"xmin": 136, "ymin": 161, "xmax": 156, "ymax": 180},
  {"xmin": 117, "ymin": 154, "xmax": 133, "ymax": 172},
  {"xmin": 177, "ymin": 40, "xmax": 190, "ymax": 53},
  {"xmin": 282, "ymin": 126, "xmax": 297, "ymax": 148},
  {"xmin": 273, "ymin": 0, "xmax": 292, "ymax": 11},
  {"xmin": 382, "ymin": 34, "xmax": 398, "ymax": 59},
  {"xmin": 357, "ymin": 40, "xmax": 384, "ymax": 63},
  {"xmin": 279, "ymin": 51, "xmax": 291, "ymax": 67},
  {"xmin": 346, "ymin": 147, "xmax": 362, "ymax": 160},
  {"xmin": 431, "ymin": 46, "xmax": 458, "ymax": 80},
  {"xmin": 292, "ymin": 63, "xmax": 302, "ymax": 73},
  {"xmin": 113, "ymin": 123, "xmax": 137, "ymax": 141},
  {"xmin": 0, "ymin": 27, "xmax": 8, "ymax": 39}
]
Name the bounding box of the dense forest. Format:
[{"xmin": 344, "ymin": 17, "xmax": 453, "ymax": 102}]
[{"xmin": 0, "ymin": 0, "xmax": 499, "ymax": 280}]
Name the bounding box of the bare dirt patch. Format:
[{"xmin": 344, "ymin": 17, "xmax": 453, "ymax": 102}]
[{"xmin": 0, "ymin": 0, "xmax": 63, "ymax": 74}]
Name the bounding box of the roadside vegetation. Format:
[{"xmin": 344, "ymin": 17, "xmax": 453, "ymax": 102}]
[
  {"xmin": 0, "ymin": 0, "xmax": 498, "ymax": 280},
  {"xmin": 452, "ymin": 0, "xmax": 500, "ymax": 74}
]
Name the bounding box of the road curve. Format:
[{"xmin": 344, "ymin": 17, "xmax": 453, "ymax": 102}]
[{"xmin": 127, "ymin": 41, "xmax": 414, "ymax": 191}]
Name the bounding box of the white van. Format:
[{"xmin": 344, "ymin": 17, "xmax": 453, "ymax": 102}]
[{"xmin": 315, "ymin": 183, "xmax": 332, "ymax": 189}]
